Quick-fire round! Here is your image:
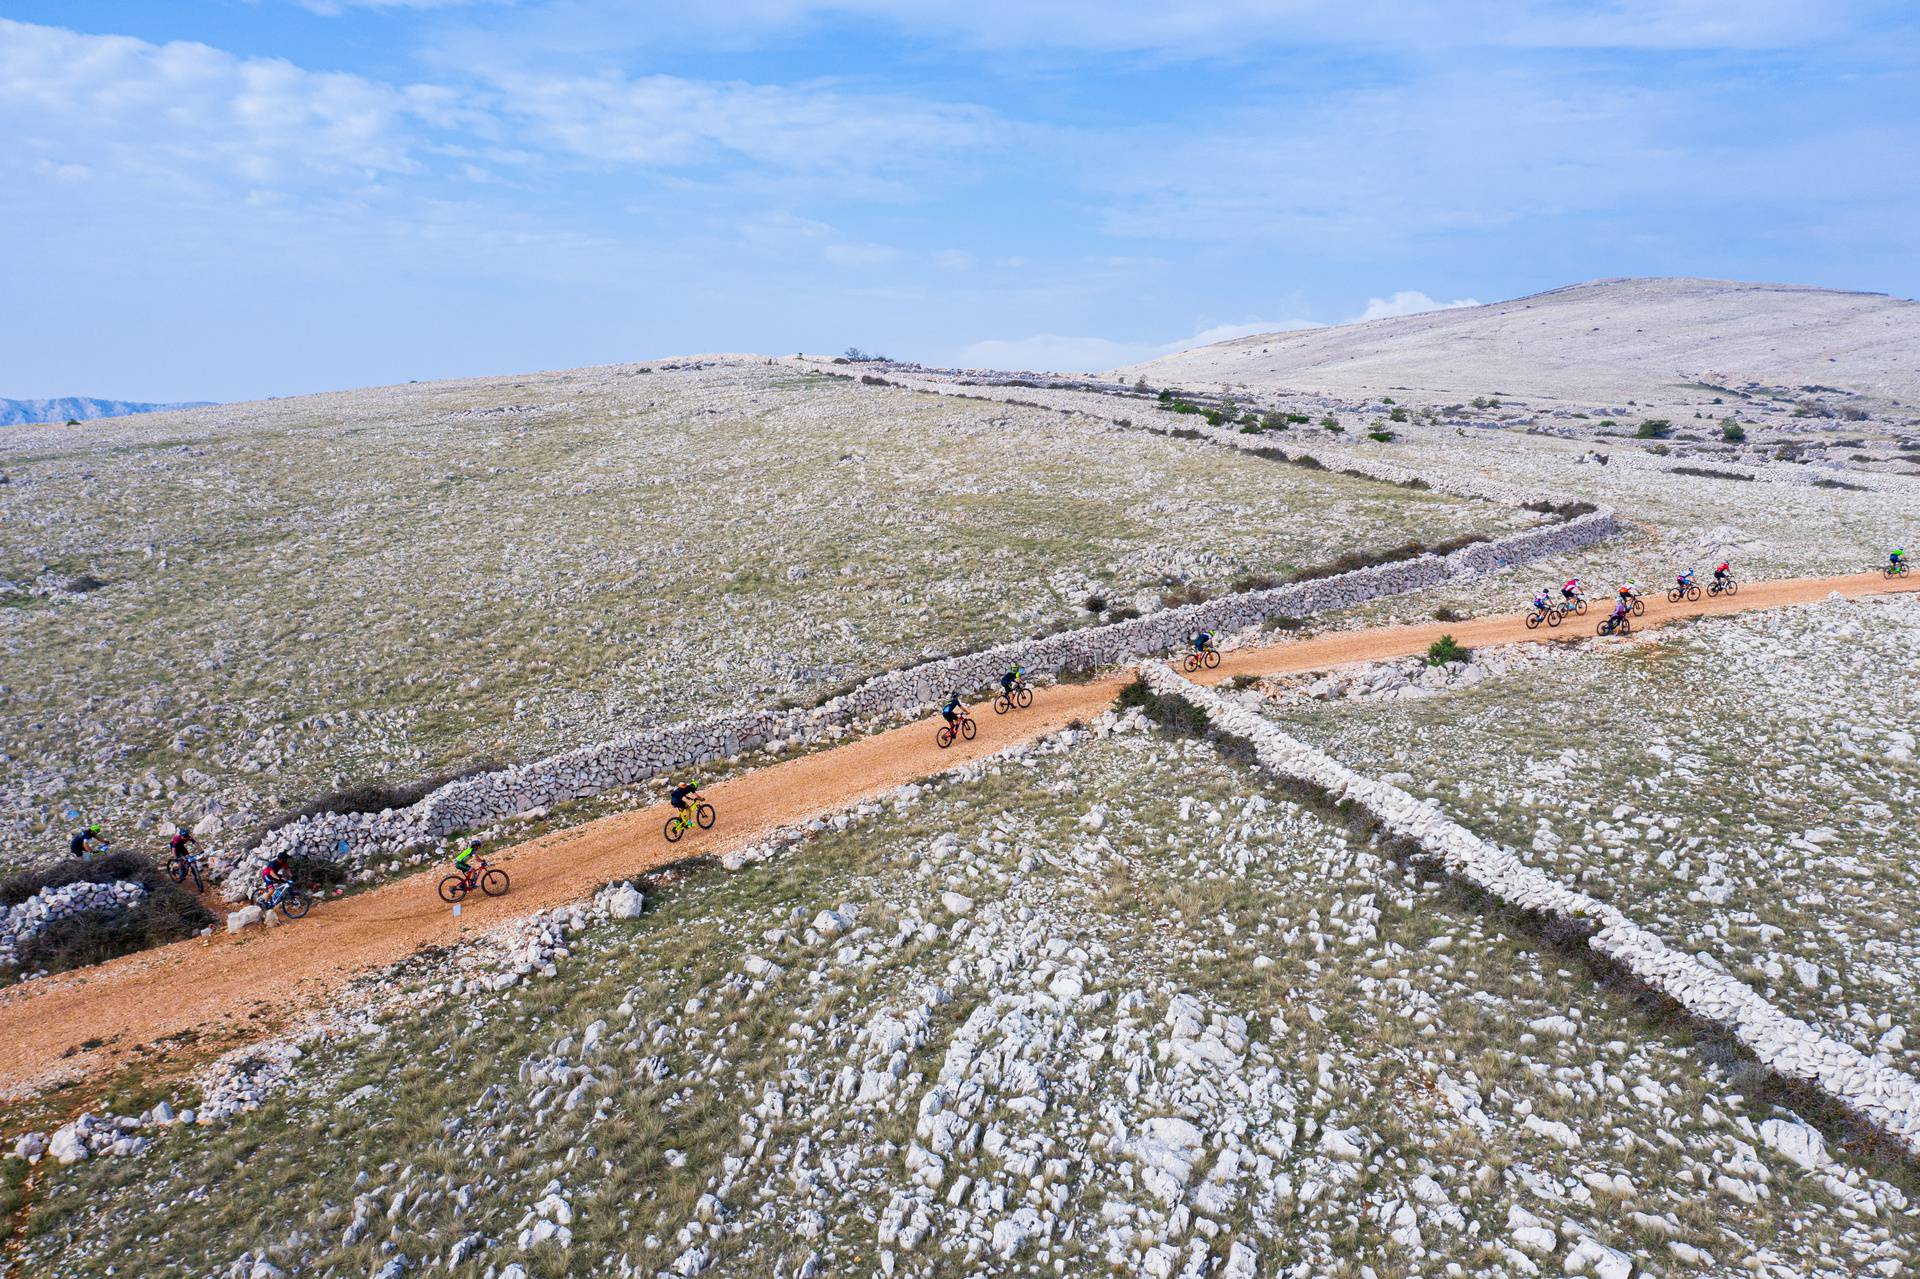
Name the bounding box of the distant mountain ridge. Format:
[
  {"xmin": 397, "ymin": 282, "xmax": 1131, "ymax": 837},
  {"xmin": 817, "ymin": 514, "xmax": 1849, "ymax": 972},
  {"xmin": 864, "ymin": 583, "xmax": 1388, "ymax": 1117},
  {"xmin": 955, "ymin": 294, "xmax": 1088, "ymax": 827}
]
[{"xmin": 0, "ymin": 396, "xmax": 216, "ymax": 425}]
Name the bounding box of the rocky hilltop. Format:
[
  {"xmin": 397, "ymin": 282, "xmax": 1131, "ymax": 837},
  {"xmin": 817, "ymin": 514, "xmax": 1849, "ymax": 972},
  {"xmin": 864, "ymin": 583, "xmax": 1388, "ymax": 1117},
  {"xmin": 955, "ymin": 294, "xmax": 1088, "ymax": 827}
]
[{"xmin": 1114, "ymin": 277, "xmax": 1920, "ymax": 411}]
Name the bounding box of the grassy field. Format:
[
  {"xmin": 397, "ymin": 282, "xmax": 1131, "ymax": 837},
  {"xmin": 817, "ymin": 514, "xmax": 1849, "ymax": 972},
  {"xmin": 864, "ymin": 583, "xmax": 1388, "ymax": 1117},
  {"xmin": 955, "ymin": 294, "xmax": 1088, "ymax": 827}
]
[
  {"xmin": 0, "ymin": 359, "xmax": 1527, "ymax": 871},
  {"xmin": 17, "ymin": 717, "xmax": 1908, "ymax": 1278}
]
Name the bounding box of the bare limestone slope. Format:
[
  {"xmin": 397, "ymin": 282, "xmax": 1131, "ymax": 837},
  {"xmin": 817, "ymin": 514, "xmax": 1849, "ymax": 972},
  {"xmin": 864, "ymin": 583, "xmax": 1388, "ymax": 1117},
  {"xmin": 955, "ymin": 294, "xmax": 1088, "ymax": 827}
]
[{"xmin": 1113, "ymin": 277, "xmax": 1920, "ymax": 411}]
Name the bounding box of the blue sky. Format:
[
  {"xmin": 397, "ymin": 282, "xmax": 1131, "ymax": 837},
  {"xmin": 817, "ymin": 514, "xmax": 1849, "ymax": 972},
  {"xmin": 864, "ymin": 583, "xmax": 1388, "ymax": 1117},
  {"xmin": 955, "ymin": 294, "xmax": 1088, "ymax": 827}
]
[{"xmin": 3, "ymin": 1, "xmax": 1916, "ymax": 402}]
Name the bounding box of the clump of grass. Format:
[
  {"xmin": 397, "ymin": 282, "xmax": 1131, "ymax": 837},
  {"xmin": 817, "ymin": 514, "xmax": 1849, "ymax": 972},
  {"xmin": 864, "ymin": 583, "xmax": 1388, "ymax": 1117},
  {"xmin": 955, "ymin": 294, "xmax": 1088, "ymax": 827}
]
[
  {"xmin": 1721, "ymin": 421, "xmax": 1747, "ymax": 443},
  {"xmin": 1433, "ymin": 606, "xmax": 1466, "ymax": 623},
  {"xmin": 1635, "ymin": 419, "xmax": 1673, "ymax": 439}
]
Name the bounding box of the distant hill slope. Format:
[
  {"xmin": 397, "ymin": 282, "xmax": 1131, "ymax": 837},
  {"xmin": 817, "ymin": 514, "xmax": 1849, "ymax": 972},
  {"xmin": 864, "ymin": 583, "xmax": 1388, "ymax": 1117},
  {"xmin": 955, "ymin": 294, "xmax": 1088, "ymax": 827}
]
[
  {"xmin": 1114, "ymin": 278, "xmax": 1920, "ymax": 408},
  {"xmin": 0, "ymin": 396, "xmax": 216, "ymax": 425}
]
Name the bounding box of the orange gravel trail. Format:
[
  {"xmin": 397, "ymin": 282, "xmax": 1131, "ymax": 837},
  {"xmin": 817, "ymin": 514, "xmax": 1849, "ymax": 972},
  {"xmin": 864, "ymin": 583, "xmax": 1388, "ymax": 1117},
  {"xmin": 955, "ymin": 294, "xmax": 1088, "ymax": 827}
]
[{"xmin": 0, "ymin": 570, "xmax": 1911, "ymax": 1098}]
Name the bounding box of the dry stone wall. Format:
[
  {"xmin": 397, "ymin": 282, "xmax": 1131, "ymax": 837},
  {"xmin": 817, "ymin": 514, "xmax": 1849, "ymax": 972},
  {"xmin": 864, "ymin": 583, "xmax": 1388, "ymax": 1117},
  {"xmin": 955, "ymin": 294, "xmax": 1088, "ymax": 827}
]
[
  {"xmin": 222, "ymin": 505, "xmax": 1616, "ymax": 896},
  {"xmin": 0, "ymin": 879, "xmax": 149, "ymax": 971},
  {"xmin": 1138, "ymin": 661, "xmax": 1920, "ymax": 1159}
]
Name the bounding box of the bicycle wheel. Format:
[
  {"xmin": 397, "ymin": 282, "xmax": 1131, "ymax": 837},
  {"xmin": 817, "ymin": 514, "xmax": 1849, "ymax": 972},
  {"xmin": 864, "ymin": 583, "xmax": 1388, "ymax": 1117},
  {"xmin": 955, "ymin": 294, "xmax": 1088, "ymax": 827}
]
[
  {"xmin": 961, "ymin": 717, "xmax": 977, "ymax": 741},
  {"xmin": 664, "ymin": 816, "xmax": 685, "ymax": 843},
  {"xmin": 168, "ymin": 859, "xmax": 186, "ymax": 884},
  {"xmin": 438, "ymin": 875, "xmax": 466, "ymax": 903},
  {"xmin": 1182, "ymin": 653, "xmax": 1200, "ymax": 672},
  {"xmin": 480, "ymin": 868, "xmax": 510, "ymax": 897},
  {"xmin": 188, "ymin": 861, "xmax": 204, "ymax": 892},
  {"xmin": 1596, "ymin": 619, "xmax": 1612, "ymax": 637},
  {"xmin": 1203, "ymin": 649, "xmax": 1220, "ymax": 669},
  {"xmin": 936, "ymin": 725, "xmax": 956, "ymax": 750},
  {"xmin": 1548, "ymin": 609, "xmax": 1563, "ymax": 628},
  {"xmin": 1015, "ymin": 686, "xmax": 1032, "ymax": 709},
  {"xmin": 1687, "ymin": 585, "xmax": 1701, "ymax": 602},
  {"xmin": 1525, "ymin": 612, "xmax": 1542, "ymax": 630},
  {"xmin": 695, "ymin": 802, "xmax": 716, "ymax": 830},
  {"xmin": 280, "ymin": 890, "xmax": 310, "ymax": 920},
  {"xmin": 993, "ymin": 695, "xmax": 1011, "ymax": 715},
  {"xmin": 1573, "ymin": 599, "xmax": 1588, "ymax": 616},
  {"xmin": 1725, "ymin": 580, "xmax": 1737, "ymax": 596},
  {"xmin": 1631, "ymin": 598, "xmax": 1644, "ymax": 616}
]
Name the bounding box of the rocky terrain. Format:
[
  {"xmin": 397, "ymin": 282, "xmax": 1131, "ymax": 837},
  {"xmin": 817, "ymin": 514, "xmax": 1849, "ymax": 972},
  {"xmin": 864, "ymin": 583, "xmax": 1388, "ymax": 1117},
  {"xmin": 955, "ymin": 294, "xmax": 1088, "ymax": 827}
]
[
  {"xmin": 0, "ymin": 359, "xmax": 1514, "ymax": 873},
  {"xmin": 14, "ymin": 710, "xmax": 1914, "ymax": 1279},
  {"xmin": 7, "ymin": 288, "xmax": 1920, "ymax": 1277}
]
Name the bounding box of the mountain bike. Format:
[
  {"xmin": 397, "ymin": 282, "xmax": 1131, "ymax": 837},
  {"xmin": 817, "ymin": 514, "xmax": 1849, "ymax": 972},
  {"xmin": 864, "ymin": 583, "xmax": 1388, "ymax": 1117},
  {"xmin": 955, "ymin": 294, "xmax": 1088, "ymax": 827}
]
[
  {"xmin": 1183, "ymin": 648, "xmax": 1221, "ymax": 672},
  {"xmin": 253, "ymin": 880, "xmax": 311, "ymax": 921},
  {"xmin": 993, "ymin": 681, "xmax": 1034, "ymax": 714},
  {"xmin": 1667, "ymin": 581, "xmax": 1702, "ymax": 603},
  {"xmin": 936, "ymin": 713, "xmax": 977, "ymax": 749},
  {"xmin": 167, "ymin": 849, "xmax": 205, "ymax": 892},
  {"xmin": 1524, "ymin": 603, "xmax": 1564, "ymax": 630},
  {"xmin": 1706, "ymin": 575, "xmax": 1738, "ymax": 598},
  {"xmin": 1884, "ymin": 562, "xmax": 1909, "ymax": 579},
  {"xmin": 1561, "ymin": 591, "xmax": 1589, "ymax": 616},
  {"xmin": 1597, "ymin": 614, "xmax": 1633, "ymax": 637},
  {"xmin": 438, "ymin": 859, "xmax": 510, "ymax": 903},
  {"xmin": 664, "ymin": 800, "xmax": 717, "ymax": 843}
]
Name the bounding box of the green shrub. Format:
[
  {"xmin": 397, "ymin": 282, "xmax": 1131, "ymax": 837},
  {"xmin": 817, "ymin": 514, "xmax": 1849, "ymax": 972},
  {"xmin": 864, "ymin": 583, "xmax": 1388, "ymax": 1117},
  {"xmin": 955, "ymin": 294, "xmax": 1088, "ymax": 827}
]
[
  {"xmin": 1324, "ymin": 423, "xmax": 1345, "ymax": 434},
  {"xmin": 1388, "ymin": 407, "xmax": 1408, "ymax": 422},
  {"xmin": 1319, "ymin": 415, "xmax": 1338, "ymax": 429},
  {"xmin": 1157, "ymin": 388, "xmax": 1173, "ymax": 402},
  {"xmin": 1368, "ymin": 430, "xmax": 1395, "ymax": 443},
  {"xmin": 1720, "ymin": 421, "xmax": 1747, "ymax": 443},
  {"xmin": 1260, "ymin": 413, "xmax": 1289, "ymax": 431},
  {"xmin": 1285, "ymin": 413, "xmax": 1311, "ymax": 425},
  {"xmin": 1426, "ymin": 634, "xmax": 1469, "ymax": 666},
  {"xmin": 1597, "ymin": 419, "xmax": 1617, "ymax": 430},
  {"xmin": 1, "ymin": 853, "xmax": 215, "ymax": 979},
  {"xmin": 1636, "ymin": 419, "xmax": 1673, "ymax": 439}
]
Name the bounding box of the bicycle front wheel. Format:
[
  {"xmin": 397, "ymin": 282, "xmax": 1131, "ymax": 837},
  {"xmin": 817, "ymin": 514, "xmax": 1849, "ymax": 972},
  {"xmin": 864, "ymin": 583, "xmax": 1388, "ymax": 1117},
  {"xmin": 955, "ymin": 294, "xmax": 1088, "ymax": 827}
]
[
  {"xmin": 1015, "ymin": 686, "xmax": 1033, "ymax": 709},
  {"xmin": 168, "ymin": 860, "xmax": 186, "ymax": 883},
  {"xmin": 1203, "ymin": 649, "xmax": 1220, "ymax": 669},
  {"xmin": 1631, "ymin": 599, "xmax": 1645, "ymax": 616},
  {"xmin": 280, "ymin": 891, "xmax": 311, "ymax": 920},
  {"xmin": 480, "ymin": 868, "xmax": 510, "ymax": 897},
  {"xmin": 961, "ymin": 717, "xmax": 977, "ymax": 741},
  {"xmin": 1724, "ymin": 580, "xmax": 1737, "ymax": 596},
  {"xmin": 695, "ymin": 802, "xmax": 716, "ymax": 830}
]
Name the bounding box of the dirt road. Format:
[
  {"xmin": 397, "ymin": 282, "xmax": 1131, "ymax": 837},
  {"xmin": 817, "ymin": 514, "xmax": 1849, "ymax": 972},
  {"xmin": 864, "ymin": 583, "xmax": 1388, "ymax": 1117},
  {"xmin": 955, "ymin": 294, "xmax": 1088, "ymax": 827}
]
[{"xmin": 1, "ymin": 570, "xmax": 1911, "ymax": 1098}]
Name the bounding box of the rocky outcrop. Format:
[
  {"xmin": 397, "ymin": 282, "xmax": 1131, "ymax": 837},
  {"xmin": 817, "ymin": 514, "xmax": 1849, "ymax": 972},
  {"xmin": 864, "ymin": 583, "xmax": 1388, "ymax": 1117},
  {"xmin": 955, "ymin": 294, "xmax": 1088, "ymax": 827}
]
[{"xmin": 1139, "ymin": 661, "xmax": 1920, "ymax": 1159}]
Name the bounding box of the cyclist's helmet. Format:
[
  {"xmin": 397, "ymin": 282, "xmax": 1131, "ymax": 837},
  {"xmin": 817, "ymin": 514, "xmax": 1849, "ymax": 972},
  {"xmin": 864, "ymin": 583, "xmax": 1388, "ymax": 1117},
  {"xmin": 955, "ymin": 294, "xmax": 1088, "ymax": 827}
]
[{"xmin": 86, "ymin": 824, "xmax": 99, "ymax": 835}]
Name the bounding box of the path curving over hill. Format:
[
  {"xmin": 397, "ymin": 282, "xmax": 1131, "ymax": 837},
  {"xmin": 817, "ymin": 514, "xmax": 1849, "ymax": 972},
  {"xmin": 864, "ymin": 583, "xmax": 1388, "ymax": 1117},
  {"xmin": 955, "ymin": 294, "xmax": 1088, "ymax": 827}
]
[{"xmin": 1, "ymin": 571, "xmax": 1914, "ymax": 1097}]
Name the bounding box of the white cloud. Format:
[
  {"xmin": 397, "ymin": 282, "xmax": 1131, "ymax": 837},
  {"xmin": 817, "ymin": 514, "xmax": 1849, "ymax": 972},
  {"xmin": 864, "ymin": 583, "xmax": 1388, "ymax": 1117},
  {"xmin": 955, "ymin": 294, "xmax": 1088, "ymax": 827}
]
[
  {"xmin": 1350, "ymin": 291, "xmax": 1480, "ymax": 322},
  {"xmin": 486, "ymin": 70, "xmax": 1002, "ymax": 173},
  {"xmin": 822, "ymin": 240, "xmax": 904, "ymax": 265},
  {"xmin": 0, "ymin": 18, "xmax": 461, "ymax": 190}
]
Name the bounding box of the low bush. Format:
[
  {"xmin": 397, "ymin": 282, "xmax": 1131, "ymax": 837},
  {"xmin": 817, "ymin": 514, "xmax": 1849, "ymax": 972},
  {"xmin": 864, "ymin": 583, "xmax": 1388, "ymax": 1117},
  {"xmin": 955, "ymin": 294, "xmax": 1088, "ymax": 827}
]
[
  {"xmin": 1368, "ymin": 430, "xmax": 1395, "ymax": 443},
  {"xmin": 1636, "ymin": 419, "xmax": 1673, "ymax": 439},
  {"xmin": 1721, "ymin": 421, "xmax": 1747, "ymax": 442},
  {"xmin": 1433, "ymin": 606, "xmax": 1466, "ymax": 622},
  {"xmin": 1672, "ymin": 465, "xmax": 1754, "ymax": 482},
  {"xmin": 1082, "ymin": 594, "xmax": 1107, "ymax": 614},
  {"xmin": 1426, "ymin": 634, "xmax": 1470, "ymax": 666},
  {"xmin": 1388, "ymin": 407, "xmax": 1409, "ymax": 422},
  {"xmin": 1169, "ymin": 427, "xmax": 1204, "ymax": 441},
  {"xmin": 1814, "ymin": 477, "xmax": 1869, "ymax": 492}
]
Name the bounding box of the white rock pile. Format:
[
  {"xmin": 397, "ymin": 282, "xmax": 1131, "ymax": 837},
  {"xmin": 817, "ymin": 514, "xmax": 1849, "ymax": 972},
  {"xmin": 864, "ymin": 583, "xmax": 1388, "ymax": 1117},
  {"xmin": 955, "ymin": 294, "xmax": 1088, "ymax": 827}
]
[{"xmin": 0, "ymin": 878, "xmax": 148, "ymax": 970}]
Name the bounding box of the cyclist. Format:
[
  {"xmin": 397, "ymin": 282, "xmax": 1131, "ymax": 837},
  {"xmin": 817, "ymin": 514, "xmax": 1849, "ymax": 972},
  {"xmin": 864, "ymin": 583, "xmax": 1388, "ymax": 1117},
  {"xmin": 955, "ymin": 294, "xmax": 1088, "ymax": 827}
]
[
  {"xmin": 1530, "ymin": 587, "xmax": 1553, "ymax": 616},
  {"xmin": 1191, "ymin": 630, "xmax": 1217, "ymax": 656},
  {"xmin": 68, "ymin": 825, "xmax": 107, "ymax": 858},
  {"xmin": 1000, "ymin": 661, "xmax": 1025, "ymax": 701},
  {"xmin": 669, "ymin": 780, "xmax": 702, "ymax": 817},
  {"xmin": 1603, "ymin": 594, "xmax": 1630, "ymax": 633},
  {"xmin": 940, "ymin": 690, "xmax": 967, "ymax": 728},
  {"xmin": 169, "ymin": 825, "xmax": 199, "ymax": 867},
  {"xmin": 1560, "ymin": 576, "xmax": 1583, "ymax": 606},
  {"xmin": 1713, "ymin": 560, "xmax": 1731, "ymax": 588},
  {"xmin": 451, "ymin": 839, "xmax": 479, "ymax": 882},
  {"xmin": 259, "ymin": 853, "xmax": 294, "ymax": 906},
  {"xmin": 1676, "ymin": 567, "xmax": 1697, "ymax": 591},
  {"xmin": 1893, "ymin": 548, "xmax": 1907, "ymax": 574}
]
